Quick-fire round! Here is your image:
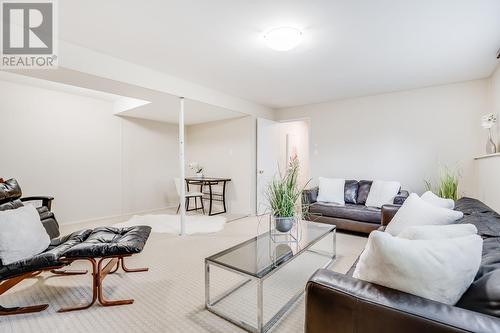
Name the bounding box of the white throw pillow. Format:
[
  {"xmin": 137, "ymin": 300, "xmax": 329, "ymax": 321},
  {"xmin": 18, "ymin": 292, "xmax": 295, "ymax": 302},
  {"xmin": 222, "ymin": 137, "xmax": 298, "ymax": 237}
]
[
  {"xmin": 353, "ymin": 231, "xmax": 483, "ymax": 305},
  {"xmin": 385, "ymin": 193, "xmax": 464, "ymax": 236},
  {"xmin": 398, "ymin": 224, "xmax": 477, "ymax": 240},
  {"xmin": 0, "ymin": 205, "xmax": 51, "ymax": 265},
  {"xmin": 365, "ymin": 180, "xmax": 401, "ymax": 208},
  {"xmin": 317, "ymin": 178, "xmax": 345, "ymax": 205},
  {"xmin": 421, "ymin": 191, "xmax": 455, "ymax": 209}
]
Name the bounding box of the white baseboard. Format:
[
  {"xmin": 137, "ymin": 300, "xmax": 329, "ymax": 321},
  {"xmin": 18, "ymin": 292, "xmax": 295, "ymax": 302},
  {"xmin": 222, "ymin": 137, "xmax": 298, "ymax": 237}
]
[{"xmin": 60, "ymin": 205, "xmax": 177, "ymax": 226}]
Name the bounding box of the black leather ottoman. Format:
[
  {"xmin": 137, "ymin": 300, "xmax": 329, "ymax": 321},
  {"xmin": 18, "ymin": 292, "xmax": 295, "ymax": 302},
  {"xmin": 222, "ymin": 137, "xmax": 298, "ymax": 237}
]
[
  {"xmin": 58, "ymin": 226, "xmax": 152, "ymax": 312},
  {"xmin": 63, "ymin": 226, "xmax": 151, "ymax": 259}
]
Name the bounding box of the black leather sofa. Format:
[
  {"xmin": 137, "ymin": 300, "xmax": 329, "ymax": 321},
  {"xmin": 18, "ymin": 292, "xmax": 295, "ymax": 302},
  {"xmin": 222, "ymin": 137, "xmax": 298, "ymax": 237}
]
[
  {"xmin": 302, "ymin": 180, "xmax": 409, "ymax": 233},
  {"xmin": 304, "ymin": 197, "xmax": 500, "ymax": 333},
  {"xmin": 0, "ymin": 178, "xmax": 151, "ymax": 315}
]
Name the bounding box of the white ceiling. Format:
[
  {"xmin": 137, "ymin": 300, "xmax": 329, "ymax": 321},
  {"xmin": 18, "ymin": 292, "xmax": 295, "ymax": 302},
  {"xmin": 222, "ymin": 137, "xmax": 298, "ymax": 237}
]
[
  {"xmin": 117, "ymin": 96, "xmax": 247, "ymax": 125},
  {"xmin": 59, "ymin": 0, "xmax": 500, "ymax": 109},
  {"xmin": 6, "ymin": 68, "xmax": 245, "ymax": 125}
]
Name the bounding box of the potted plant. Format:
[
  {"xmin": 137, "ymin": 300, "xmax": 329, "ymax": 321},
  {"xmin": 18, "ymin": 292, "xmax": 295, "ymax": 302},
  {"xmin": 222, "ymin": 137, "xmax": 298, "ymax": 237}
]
[
  {"xmin": 188, "ymin": 162, "xmax": 204, "ymax": 178},
  {"xmin": 266, "ymin": 157, "xmax": 308, "ymax": 232},
  {"xmin": 424, "ymin": 167, "xmax": 460, "ymax": 200}
]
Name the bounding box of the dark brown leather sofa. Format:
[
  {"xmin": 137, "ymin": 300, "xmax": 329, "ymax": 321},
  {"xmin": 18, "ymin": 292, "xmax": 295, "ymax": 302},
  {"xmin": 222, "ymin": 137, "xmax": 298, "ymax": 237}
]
[
  {"xmin": 304, "ymin": 197, "xmax": 500, "ymax": 333},
  {"xmin": 302, "ymin": 180, "xmax": 409, "ymax": 233}
]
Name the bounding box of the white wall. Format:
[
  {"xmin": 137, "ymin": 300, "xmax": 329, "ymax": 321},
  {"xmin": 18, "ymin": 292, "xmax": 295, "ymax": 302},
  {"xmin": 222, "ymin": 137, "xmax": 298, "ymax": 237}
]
[
  {"xmin": 186, "ymin": 116, "xmax": 256, "ymax": 215},
  {"xmin": 0, "ymin": 80, "xmax": 179, "ymax": 224},
  {"xmin": 489, "ymin": 64, "xmax": 500, "ymax": 145},
  {"xmin": 121, "ymin": 117, "xmax": 179, "ymax": 214},
  {"xmin": 276, "ymin": 80, "xmax": 488, "ymax": 196},
  {"xmin": 475, "ymin": 156, "xmax": 500, "ymax": 212},
  {"xmin": 475, "ymin": 64, "xmax": 500, "ymax": 212},
  {"xmin": 4, "ymin": 66, "xmax": 499, "ymax": 222}
]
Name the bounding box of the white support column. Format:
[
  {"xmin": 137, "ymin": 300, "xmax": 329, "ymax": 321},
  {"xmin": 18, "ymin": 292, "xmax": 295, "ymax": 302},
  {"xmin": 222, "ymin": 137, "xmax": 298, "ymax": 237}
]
[{"xmin": 179, "ymin": 97, "xmax": 186, "ymax": 235}]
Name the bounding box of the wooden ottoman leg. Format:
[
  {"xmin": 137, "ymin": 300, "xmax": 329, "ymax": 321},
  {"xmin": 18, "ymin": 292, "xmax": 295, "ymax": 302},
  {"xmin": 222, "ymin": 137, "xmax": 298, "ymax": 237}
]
[
  {"xmin": 120, "ymin": 257, "xmax": 149, "ymax": 273},
  {"xmin": 58, "ymin": 259, "xmax": 98, "ymax": 313},
  {"xmin": 50, "ymin": 269, "xmax": 88, "ymax": 276},
  {"xmin": 0, "ymin": 304, "xmax": 49, "ymax": 315},
  {"xmin": 0, "ymin": 272, "xmax": 49, "ymax": 316},
  {"xmin": 109, "ymin": 260, "xmax": 120, "ymax": 274},
  {"xmin": 97, "ymin": 258, "xmax": 134, "ymax": 307}
]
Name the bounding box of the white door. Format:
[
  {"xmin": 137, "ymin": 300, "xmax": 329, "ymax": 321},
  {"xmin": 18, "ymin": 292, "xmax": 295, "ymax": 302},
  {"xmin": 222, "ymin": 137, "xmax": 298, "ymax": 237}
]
[{"xmin": 257, "ymin": 118, "xmax": 281, "ymax": 215}]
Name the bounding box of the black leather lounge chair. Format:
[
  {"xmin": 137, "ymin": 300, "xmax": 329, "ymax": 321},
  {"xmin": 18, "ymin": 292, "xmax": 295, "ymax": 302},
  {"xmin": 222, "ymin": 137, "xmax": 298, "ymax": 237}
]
[
  {"xmin": 0, "ymin": 178, "xmax": 60, "ymax": 239},
  {"xmin": 0, "ymin": 179, "xmax": 151, "ymax": 315}
]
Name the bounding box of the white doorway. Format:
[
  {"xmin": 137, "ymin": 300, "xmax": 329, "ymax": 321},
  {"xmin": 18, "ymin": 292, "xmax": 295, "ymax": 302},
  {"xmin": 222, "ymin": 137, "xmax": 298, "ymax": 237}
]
[
  {"xmin": 256, "ymin": 118, "xmax": 310, "ymax": 215},
  {"xmin": 256, "ymin": 118, "xmax": 280, "ymax": 215}
]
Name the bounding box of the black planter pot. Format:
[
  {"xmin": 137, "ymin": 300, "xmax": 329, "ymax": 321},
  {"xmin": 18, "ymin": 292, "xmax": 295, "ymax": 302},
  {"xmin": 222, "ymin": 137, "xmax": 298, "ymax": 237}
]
[{"xmin": 274, "ymin": 216, "xmax": 295, "ymax": 233}]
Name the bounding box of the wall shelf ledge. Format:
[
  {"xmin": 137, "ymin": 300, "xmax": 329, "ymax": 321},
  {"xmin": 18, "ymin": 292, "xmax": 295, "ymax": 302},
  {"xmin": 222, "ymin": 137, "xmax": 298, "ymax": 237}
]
[{"xmin": 474, "ymin": 152, "xmax": 500, "ymax": 160}]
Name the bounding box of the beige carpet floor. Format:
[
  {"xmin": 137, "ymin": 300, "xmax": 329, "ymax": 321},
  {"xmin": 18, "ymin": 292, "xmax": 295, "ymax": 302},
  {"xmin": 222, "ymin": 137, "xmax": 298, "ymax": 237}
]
[{"xmin": 0, "ymin": 215, "xmax": 367, "ymax": 333}]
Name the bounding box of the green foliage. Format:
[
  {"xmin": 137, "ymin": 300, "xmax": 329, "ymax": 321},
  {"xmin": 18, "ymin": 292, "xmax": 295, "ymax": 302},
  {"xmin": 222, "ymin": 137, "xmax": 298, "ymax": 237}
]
[
  {"xmin": 424, "ymin": 167, "xmax": 460, "ymax": 201},
  {"xmin": 266, "ymin": 158, "xmax": 309, "ymax": 217},
  {"xmin": 424, "ymin": 179, "xmax": 433, "ymax": 192}
]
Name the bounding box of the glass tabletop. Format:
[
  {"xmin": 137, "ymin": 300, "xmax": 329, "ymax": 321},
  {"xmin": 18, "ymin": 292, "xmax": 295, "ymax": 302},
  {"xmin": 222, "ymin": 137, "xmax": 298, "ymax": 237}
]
[{"xmin": 206, "ymin": 220, "xmax": 335, "ymax": 278}]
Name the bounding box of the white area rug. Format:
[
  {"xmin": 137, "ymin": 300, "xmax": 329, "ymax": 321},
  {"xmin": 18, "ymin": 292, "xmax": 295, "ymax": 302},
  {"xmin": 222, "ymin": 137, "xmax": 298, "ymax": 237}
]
[{"xmin": 113, "ymin": 214, "xmax": 226, "ymax": 235}]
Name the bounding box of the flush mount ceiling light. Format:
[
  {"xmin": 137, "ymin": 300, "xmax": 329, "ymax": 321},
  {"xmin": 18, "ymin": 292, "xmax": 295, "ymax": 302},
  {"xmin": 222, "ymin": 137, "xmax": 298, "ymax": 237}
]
[{"xmin": 263, "ymin": 27, "xmax": 303, "ymax": 51}]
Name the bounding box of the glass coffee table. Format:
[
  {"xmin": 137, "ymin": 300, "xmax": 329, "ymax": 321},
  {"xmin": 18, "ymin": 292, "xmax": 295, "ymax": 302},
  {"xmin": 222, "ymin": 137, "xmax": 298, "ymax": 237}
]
[{"xmin": 205, "ymin": 220, "xmax": 336, "ymax": 333}]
